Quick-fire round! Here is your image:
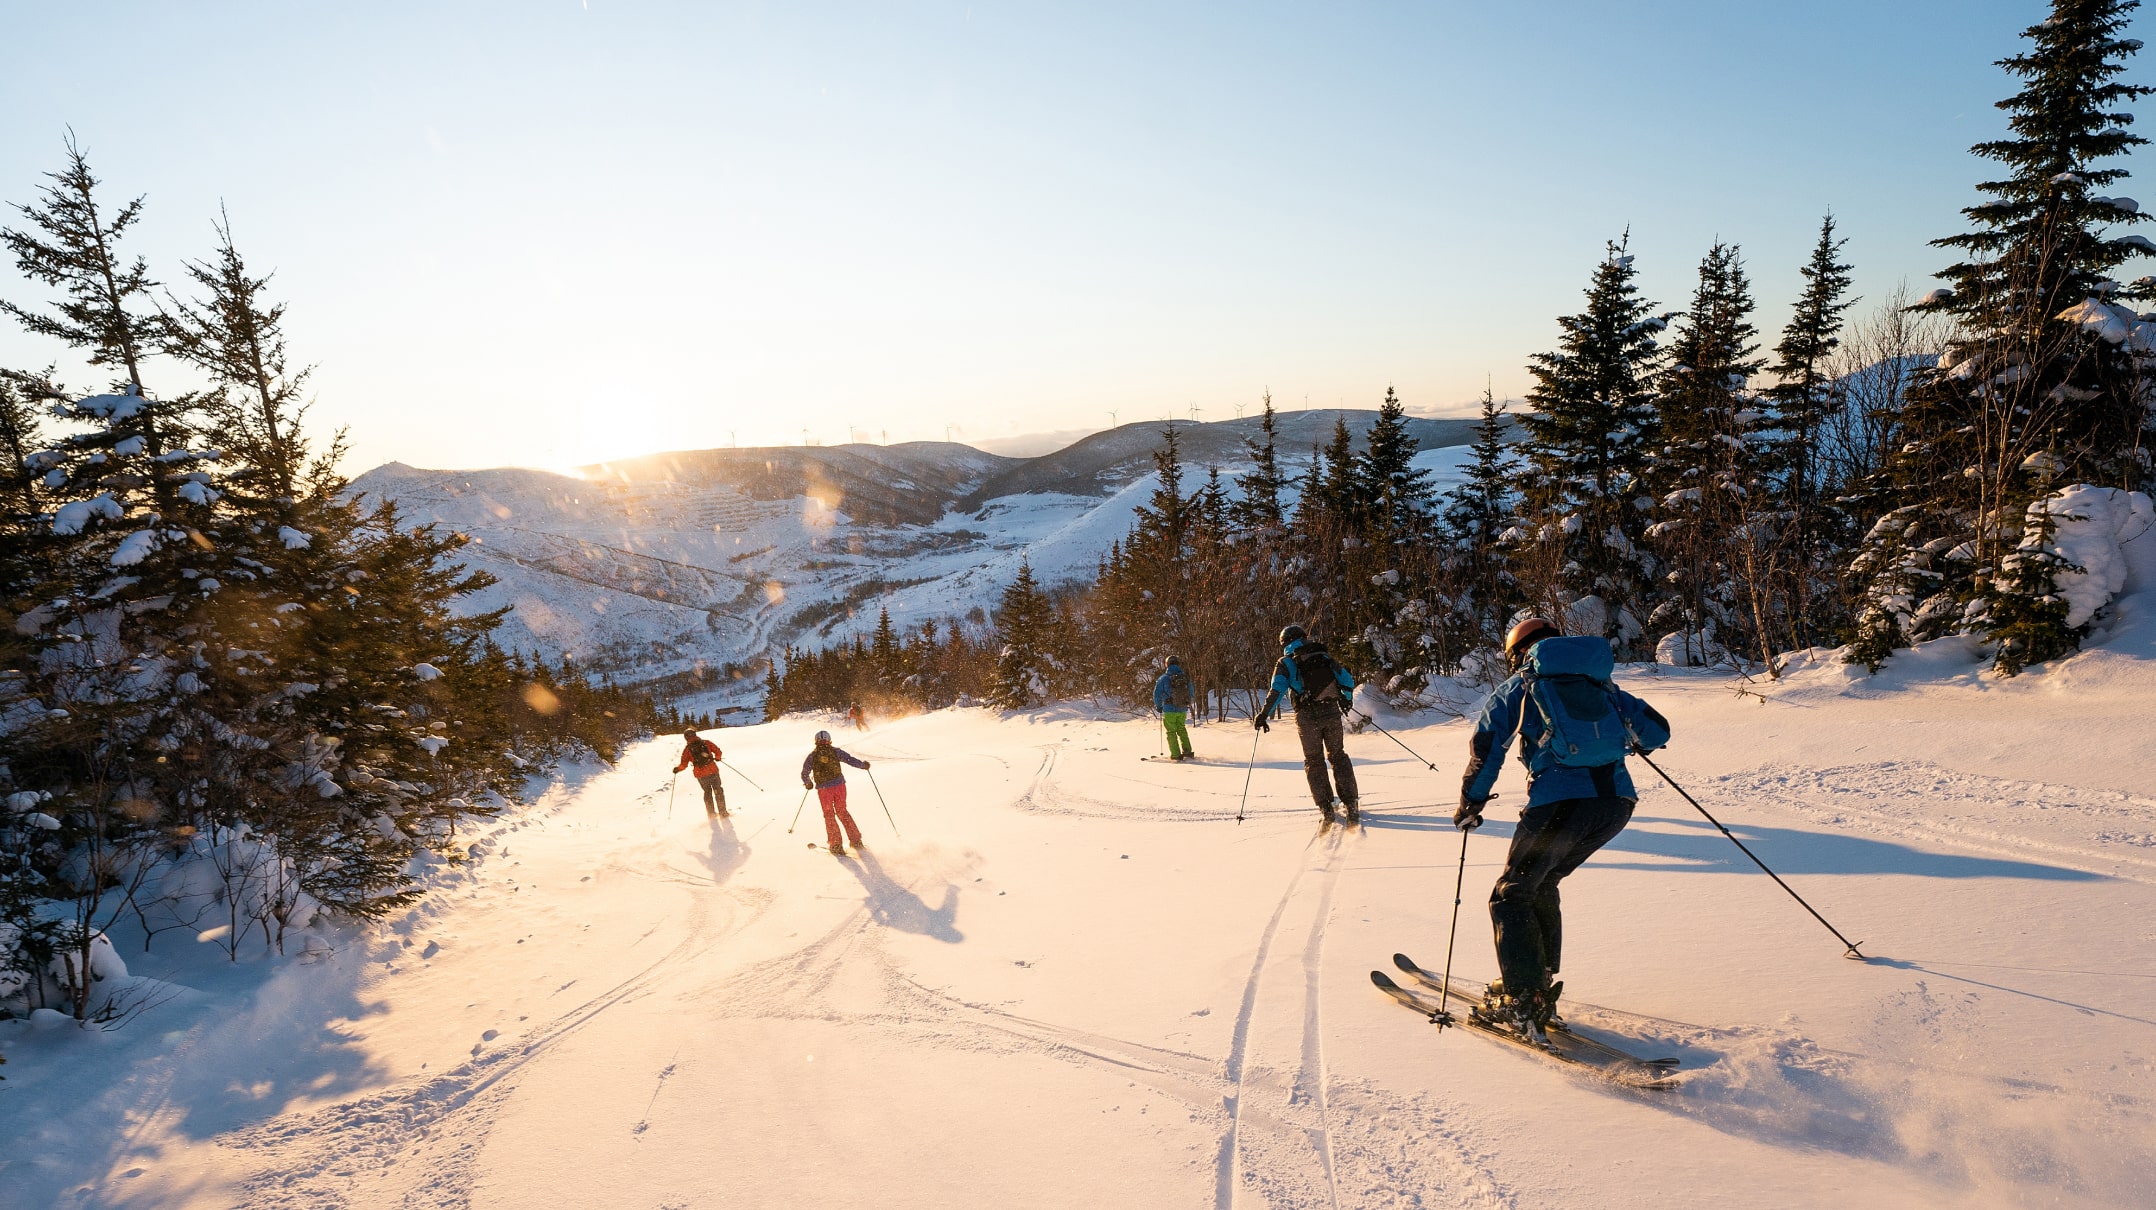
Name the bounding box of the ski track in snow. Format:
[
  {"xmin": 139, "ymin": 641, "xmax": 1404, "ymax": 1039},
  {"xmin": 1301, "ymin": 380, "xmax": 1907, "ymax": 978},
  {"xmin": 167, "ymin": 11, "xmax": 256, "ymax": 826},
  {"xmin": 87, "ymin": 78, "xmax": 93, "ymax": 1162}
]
[
  {"xmin": 1712, "ymin": 760, "xmax": 2156, "ymax": 881},
  {"xmin": 18, "ymin": 695, "xmax": 2156, "ymax": 1208},
  {"xmin": 221, "ymin": 878, "xmax": 768, "ymax": 1208}
]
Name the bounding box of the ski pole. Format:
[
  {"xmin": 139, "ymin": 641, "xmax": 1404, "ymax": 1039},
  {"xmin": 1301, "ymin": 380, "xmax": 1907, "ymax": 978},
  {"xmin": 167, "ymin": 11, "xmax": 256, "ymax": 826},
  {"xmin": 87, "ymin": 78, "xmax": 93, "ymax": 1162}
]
[
  {"xmin": 1634, "ymin": 750, "xmax": 1866, "ymax": 960},
  {"xmin": 1432, "ymin": 824, "xmax": 1473, "ymax": 1028},
  {"xmin": 865, "ymin": 768, "xmax": 900, "ymax": 838},
  {"xmin": 1349, "ymin": 708, "xmax": 1440, "ymax": 773},
  {"xmin": 788, "ymin": 787, "xmax": 810, "ymax": 834},
  {"xmin": 721, "ymin": 759, "xmax": 765, "ymax": 792},
  {"xmin": 1235, "ymin": 725, "xmax": 1262, "ymax": 824},
  {"xmin": 667, "ymin": 772, "xmax": 677, "ymax": 820}
]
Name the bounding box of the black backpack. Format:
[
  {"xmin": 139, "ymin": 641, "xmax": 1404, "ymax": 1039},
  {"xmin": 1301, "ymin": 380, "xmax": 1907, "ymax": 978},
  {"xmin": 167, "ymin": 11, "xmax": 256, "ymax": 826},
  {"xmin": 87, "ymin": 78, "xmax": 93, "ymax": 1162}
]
[
  {"xmin": 808, "ymin": 746, "xmax": 844, "ymax": 784},
  {"xmin": 1165, "ymin": 669, "xmax": 1193, "ymax": 709},
  {"xmin": 1290, "ymin": 644, "xmax": 1345, "ymax": 708}
]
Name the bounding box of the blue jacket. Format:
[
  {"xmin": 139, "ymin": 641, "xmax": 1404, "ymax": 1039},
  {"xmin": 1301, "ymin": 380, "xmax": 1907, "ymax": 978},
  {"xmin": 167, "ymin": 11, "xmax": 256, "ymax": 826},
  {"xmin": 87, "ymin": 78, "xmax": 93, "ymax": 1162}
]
[
  {"xmin": 1261, "ymin": 639, "xmax": 1357, "ymax": 718},
  {"xmin": 1461, "ymin": 668, "xmax": 1670, "ymax": 808},
  {"xmin": 1153, "ymin": 665, "xmax": 1192, "ymax": 712}
]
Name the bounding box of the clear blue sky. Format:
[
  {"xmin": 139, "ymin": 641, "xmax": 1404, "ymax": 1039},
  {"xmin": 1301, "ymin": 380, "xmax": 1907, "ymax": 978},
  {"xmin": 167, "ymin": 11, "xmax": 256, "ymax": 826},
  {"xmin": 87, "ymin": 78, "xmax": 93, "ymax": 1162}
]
[{"xmin": 2, "ymin": 1, "xmax": 2147, "ymax": 471}]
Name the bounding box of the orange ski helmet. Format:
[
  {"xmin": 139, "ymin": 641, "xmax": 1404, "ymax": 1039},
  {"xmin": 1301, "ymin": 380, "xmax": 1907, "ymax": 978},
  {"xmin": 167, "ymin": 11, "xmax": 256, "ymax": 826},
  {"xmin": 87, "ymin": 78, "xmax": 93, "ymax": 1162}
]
[{"xmin": 1504, "ymin": 617, "xmax": 1561, "ymax": 664}]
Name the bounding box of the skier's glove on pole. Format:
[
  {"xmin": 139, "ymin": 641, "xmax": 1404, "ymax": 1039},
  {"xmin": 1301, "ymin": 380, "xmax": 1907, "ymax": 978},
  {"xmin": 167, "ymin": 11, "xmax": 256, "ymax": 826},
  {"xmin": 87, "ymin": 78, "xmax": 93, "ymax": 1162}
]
[
  {"xmin": 1453, "ymin": 796, "xmax": 1485, "ymax": 832},
  {"xmin": 1253, "ymin": 714, "xmax": 1270, "ymax": 733}
]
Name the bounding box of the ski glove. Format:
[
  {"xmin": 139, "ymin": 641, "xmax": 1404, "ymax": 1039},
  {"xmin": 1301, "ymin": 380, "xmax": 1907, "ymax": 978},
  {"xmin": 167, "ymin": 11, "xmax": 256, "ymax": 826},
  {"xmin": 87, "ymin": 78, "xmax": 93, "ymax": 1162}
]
[
  {"xmin": 1253, "ymin": 714, "xmax": 1270, "ymax": 733},
  {"xmin": 1453, "ymin": 796, "xmax": 1485, "ymax": 832}
]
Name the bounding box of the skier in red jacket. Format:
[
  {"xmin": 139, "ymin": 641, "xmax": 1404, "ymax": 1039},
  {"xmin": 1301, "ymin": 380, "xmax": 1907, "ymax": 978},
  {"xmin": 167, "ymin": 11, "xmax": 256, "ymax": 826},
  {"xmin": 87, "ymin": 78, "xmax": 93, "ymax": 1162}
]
[{"xmin": 675, "ymin": 730, "xmax": 728, "ymax": 817}]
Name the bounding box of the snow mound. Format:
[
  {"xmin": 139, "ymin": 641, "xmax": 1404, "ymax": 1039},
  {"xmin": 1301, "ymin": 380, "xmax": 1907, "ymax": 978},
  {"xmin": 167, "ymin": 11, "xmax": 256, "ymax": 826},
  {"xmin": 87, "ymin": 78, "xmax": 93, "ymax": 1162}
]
[{"xmin": 2028, "ymin": 485, "xmax": 2155, "ymax": 628}]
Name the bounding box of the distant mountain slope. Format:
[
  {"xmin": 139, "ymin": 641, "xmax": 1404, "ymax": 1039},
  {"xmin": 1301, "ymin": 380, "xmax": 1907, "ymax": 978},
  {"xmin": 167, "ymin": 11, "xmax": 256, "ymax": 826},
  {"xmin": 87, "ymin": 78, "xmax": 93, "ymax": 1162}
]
[
  {"xmin": 350, "ymin": 411, "xmax": 1482, "ymax": 706},
  {"xmin": 577, "ymin": 441, "xmax": 1017, "ymax": 526},
  {"xmin": 960, "ymin": 410, "xmax": 1486, "ymax": 505}
]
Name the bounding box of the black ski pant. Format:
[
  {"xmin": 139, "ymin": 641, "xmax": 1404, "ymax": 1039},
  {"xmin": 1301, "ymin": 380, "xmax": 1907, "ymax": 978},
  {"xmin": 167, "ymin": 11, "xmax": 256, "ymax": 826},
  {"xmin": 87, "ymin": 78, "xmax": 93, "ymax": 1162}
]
[
  {"xmin": 1489, "ymin": 794, "xmax": 1633, "ymax": 995},
  {"xmin": 697, "ymin": 773, "xmax": 726, "ymax": 813},
  {"xmin": 1295, "ymin": 709, "xmax": 1358, "ymax": 811}
]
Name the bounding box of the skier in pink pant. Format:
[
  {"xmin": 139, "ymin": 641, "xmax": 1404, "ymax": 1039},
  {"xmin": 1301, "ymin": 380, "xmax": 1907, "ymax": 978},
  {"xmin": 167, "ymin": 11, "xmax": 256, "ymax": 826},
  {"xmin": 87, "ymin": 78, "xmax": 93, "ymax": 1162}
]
[{"xmin": 800, "ymin": 729, "xmax": 871, "ymax": 856}]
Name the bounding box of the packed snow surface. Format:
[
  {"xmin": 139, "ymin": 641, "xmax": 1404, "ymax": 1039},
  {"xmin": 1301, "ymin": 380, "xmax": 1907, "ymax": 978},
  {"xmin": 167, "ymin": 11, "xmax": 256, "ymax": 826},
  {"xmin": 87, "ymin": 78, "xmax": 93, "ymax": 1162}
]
[{"xmin": 6, "ymin": 628, "xmax": 2156, "ymax": 1207}]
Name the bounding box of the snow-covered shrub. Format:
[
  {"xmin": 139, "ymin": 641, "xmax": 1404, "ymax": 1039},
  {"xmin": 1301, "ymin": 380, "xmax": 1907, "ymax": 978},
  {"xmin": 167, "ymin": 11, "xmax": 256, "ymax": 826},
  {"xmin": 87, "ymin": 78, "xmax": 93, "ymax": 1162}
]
[{"xmin": 2023, "ymin": 486, "xmax": 2155, "ymax": 629}]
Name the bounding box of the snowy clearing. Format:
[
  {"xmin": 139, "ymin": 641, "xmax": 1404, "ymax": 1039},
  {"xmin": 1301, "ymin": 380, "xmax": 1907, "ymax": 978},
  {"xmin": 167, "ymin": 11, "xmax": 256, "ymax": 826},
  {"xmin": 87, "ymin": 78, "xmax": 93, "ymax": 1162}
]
[{"xmin": 4, "ymin": 649, "xmax": 2154, "ymax": 1207}]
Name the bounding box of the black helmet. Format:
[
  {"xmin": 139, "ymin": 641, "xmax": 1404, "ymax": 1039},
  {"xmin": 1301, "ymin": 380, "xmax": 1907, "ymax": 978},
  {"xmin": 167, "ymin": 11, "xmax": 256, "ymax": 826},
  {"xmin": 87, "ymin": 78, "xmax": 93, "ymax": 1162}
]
[
  {"xmin": 1165, "ymin": 654, "xmax": 1181, "ymax": 667},
  {"xmin": 1278, "ymin": 624, "xmax": 1307, "ymax": 649}
]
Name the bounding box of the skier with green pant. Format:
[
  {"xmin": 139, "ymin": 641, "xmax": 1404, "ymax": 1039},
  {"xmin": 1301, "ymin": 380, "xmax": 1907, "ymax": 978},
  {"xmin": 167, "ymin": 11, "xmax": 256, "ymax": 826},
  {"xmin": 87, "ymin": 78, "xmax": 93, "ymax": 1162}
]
[{"xmin": 1152, "ymin": 656, "xmax": 1195, "ymax": 760}]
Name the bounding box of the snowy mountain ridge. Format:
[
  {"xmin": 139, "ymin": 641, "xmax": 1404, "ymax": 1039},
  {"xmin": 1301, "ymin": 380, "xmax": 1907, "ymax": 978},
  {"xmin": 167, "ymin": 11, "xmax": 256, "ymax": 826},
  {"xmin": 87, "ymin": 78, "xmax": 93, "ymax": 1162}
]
[{"xmin": 349, "ymin": 410, "xmax": 1482, "ymax": 706}]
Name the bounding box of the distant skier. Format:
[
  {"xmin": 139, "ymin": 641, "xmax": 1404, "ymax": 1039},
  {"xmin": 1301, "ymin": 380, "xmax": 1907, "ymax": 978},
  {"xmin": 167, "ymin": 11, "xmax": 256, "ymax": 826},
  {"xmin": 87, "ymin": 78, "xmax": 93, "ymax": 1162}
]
[
  {"xmin": 1153, "ymin": 656, "xmax": 1196, "ymax": 761},
  {"xmin": 675, "ymin": 729, "xmax": 728, "ymax": 817},
  {"xmin": 848, "ymin": 704, "xmax": 867, "ymax": 731},
  {"xmin": 801, "ymin": 729, "xmax": 871, "ymax": 855},
  {"xmin": 1255, "ymin": 625, "xmax": 1360, "ymax": 824},
  {"xmin": 1455, "ymin": 619, "xmax": 1672, "ymax": 1046}
]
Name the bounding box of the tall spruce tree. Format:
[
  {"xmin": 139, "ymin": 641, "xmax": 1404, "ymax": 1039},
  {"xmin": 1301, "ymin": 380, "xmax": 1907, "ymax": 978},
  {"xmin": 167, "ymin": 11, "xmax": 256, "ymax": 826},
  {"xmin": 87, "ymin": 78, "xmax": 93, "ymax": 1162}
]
[
  {"xmin": 1357, "ymin": 386, "xmax": 1435, "ymax": 539},
  {"xmin": 990, "ymin": 557, "xmax": 1056, "ymax": 709},
  {"xmin": 1850, "ymin": 0, "xmax": 2154, "ymax": 673},
  {"xmin": 1520, "ymin": 237, "xmax": 1672, "ymax": 649},
  {"xmin": 1441, "ymin": 388, "xmax": 1522, "ymax": 650},
  {"xmin": 1646, "ymin": 241, "xmax": 1767, "ymax": 665},
  {"xmin": 1231, "ymin": 392, "xmax": 1286, "ymax": 531},
  {"xmin": 162, "ymin": 210, "xmax": 318, "ymax": 500},
  {"xmin": 1763, "ymin": 215, "xmax": 1858, "ymax": 649}
]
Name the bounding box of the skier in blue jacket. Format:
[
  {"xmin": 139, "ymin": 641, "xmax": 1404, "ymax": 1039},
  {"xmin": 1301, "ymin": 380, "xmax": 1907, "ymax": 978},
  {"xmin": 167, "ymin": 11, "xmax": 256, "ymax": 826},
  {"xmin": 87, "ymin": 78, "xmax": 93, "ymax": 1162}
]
[
  {"xmin": 1152, "ymin": 657, "xmax": 1195, "ymax": 760},
  {"xmin": 1455, "ymin": 618, "xmax": 1671, "ymax": 1044},
  {"xmin": 1255, "ymin": 625, "xmax": 1360, "ymax": 823}
]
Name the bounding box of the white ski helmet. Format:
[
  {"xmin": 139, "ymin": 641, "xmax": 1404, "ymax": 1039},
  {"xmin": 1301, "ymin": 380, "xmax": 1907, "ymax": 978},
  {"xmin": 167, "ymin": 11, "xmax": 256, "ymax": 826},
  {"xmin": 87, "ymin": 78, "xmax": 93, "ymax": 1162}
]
[{"xmin": 814, "ymin": 729, "xmax": 832, "ymax": 745}]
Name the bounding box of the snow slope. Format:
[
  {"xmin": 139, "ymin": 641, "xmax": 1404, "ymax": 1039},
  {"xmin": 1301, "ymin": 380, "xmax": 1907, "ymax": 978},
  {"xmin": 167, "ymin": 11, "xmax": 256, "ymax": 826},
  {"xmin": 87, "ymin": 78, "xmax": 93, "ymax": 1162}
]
[{"xmin": 5, "ymin": 609, "xmax": 2154, "ymax": 1206}]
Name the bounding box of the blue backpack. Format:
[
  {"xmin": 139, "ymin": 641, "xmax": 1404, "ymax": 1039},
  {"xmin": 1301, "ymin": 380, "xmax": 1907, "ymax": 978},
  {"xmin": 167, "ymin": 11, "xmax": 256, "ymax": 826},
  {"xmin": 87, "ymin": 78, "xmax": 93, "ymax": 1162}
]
[{"xmin": 1522, "ymin": 636, "xmax": 1637, "ymax": 773}]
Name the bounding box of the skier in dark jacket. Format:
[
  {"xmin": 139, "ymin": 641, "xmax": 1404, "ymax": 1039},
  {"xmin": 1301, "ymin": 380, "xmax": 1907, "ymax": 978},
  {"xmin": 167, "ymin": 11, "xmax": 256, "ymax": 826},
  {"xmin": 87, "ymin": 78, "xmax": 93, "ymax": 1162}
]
[
  {"xmin": 674, "ymin": 730, "xmax": 727, "ymax": 817},
  {"xmin": 1152, "ymin": 656, "xmax": 1195, "ymax": 761},
  {"xmin": 1455, "ymin": 618, "xmax": 1672, "ymax": 1045},
  {"xmin": 1256, "ymin": 625, "xmax": 1360, "ymax": 823},
  {"xmin": 801, "ymin": 729, "xmax": 871, "ymax": 855}
]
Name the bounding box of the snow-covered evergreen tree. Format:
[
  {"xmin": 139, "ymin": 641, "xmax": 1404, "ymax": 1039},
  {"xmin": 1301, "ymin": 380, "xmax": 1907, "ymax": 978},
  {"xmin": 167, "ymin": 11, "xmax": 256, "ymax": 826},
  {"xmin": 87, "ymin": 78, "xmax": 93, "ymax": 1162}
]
[
  {"xmin": 1646, "ymin": 240, "xmax": 1769, "ymax": 666},
  {"xmin": 1762, "ymin": 215, "xmax": 1857, "ymax": 650},
  {"xmin": 1519, "ymin": 237, "xmax": 1672, "ymax": 651},
  {"xmin": 1851, "ymin": 0, "xmax": 2155, "ymax": 673},
  {"xmin": 1440, "ymin": 389, "xmax": 1522, "ymax": 653},
  {"xmin": 1230, "ymin": 392, "xmax": 1286, "ymax": 531},
  {"xmin": 1357, "ymin": 386, "xmax": 1435, "ymax": 540},
  {"xmin": 990, "ymin": 558, "xmax": 1056, "ymax": 709}
]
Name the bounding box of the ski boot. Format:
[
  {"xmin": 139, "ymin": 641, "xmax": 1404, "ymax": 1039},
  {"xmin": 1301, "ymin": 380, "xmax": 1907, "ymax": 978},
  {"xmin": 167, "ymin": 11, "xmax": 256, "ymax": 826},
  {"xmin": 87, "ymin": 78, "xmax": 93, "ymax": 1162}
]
[
  {"xmin": 1340, "ymin": 799, "xmax": 1361, "ymax": 826},
  {"xmin": 1318, "ymin": 801, "xmax": 1339, "ymax": 829},
  {"xmin": 1471, "ymin": 980, "xmax": 1553, "ymax": 1048}
]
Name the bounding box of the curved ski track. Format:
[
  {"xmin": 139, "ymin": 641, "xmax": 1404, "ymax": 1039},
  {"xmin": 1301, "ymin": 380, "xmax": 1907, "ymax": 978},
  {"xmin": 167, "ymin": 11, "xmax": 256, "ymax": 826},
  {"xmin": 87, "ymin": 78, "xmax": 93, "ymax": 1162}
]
[{"xmin": 190, "ymin": 740, "xmax": 1531, "ymax": 1208}]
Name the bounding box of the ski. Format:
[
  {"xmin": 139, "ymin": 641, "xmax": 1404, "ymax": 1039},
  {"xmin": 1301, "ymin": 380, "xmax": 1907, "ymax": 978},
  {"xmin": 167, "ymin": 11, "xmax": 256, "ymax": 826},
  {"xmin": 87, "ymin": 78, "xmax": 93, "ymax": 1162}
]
[
  {"xmin": 1369, "ymin": 970, "xmax": 1677, "ymax": 1089},
  {"xmin": 1389, "ymin": 954, "xmax": 1681, "ymax": 1073},
  {"xmin": 1138, "ymin": 755, "xmax": 1212, "ymax": 764}
]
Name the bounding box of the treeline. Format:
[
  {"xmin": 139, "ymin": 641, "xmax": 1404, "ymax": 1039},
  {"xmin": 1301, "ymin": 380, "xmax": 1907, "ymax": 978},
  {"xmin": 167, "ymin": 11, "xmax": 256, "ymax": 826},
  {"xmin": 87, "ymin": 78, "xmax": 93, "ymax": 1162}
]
[
  {"xmin": 761, "ymin": 603, "xmax": 1040, "ymax": 717},
  {"xmin": 0, "ymin": 140, "xmax": 656, "ymax": 1018},
  {"xmin": 773, "ymin": 1, "xmax": 2156, "ymax": 717}
]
